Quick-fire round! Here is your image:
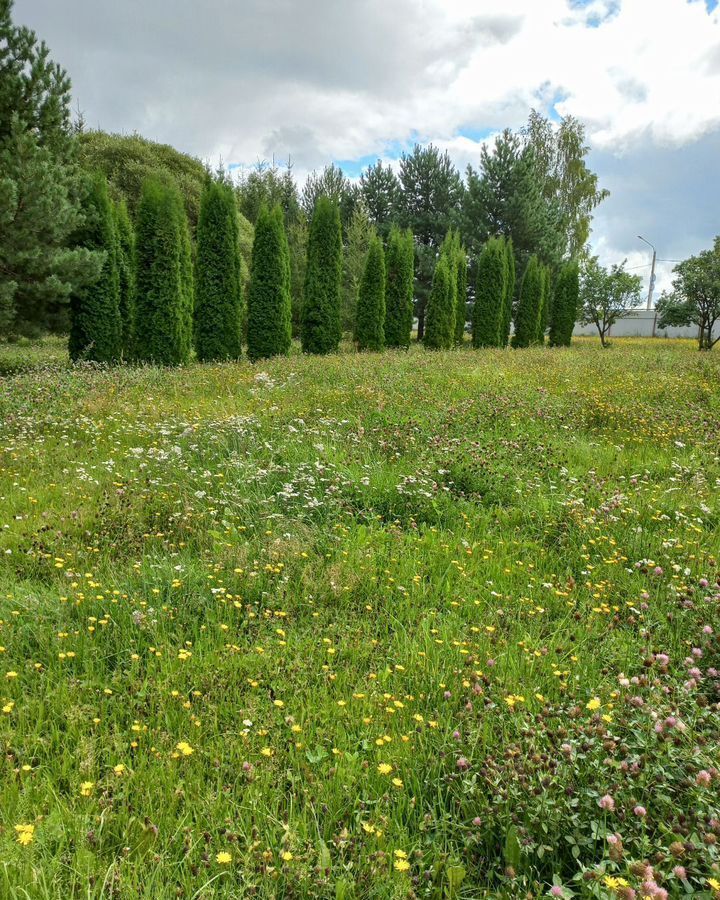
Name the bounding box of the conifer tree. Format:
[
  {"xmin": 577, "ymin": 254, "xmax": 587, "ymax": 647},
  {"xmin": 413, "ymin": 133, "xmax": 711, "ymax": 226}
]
[
  {"xmin": 114, "ymin": 199, "xmax": 135, "ymax": 357},
  {"xmin": 355, "ymin": 233, "xmax": 386, "ymax": 351},
  {"xmin": 549, "ymin": 259, "xmax": 579, "ymax": 346},
  {"xmin": 194, "ymin": 180, "xmax": 242, "ymax": 361},
  {"xmin": 441, "ymin": 230, "xmax": 459, "ymax": 336},
  {"xmin": 536, "ymin": 265, "xmax": 551, "ymax": 344},
  {"xmin": 454, "ymin": 243, "xmax": 468, "ymax": 344},
  {"xmin": 301, "ymin": 196, "xmax": 342, "ymax": 354},
  {"xmin": 384, "ymin": 227, "xmax": 414, "ymax": 348},
  {"xmin": 134, "ymin": 178, "xmax": 191, "ymax": 365},
  {"xmin": 68, "ymin": 174, "xmax": 122, "ymax": 362},
  {"xmin": 424, "ymin": 255, "xmax": 454, "ymax": 349},
  {"xmin": 178, "ymin": 192, "xmax": 194, "ymax": 361},
  {"xmin": 512, "ymin": 254, "xmax": 542, "ymax": 348},
  {"xmin": 0, "ymin": 0, "xmax": 102, "ymax": 337},
  {"xmin": 247, "ymin": 204, "xmax": 292, "ymax": 361},
  {"xmin": 499, "ymin": 237, "xmax": 515, "ymax": 347},
  {"xmin": 472, "ymin": 237, "xmax": 506, "ymax": 348}
]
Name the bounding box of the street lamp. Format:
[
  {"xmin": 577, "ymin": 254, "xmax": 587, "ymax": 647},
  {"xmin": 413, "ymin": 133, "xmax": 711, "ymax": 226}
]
[{"xmin": 637, "ymin": 235, "xmax": 656, "ymax": 310}]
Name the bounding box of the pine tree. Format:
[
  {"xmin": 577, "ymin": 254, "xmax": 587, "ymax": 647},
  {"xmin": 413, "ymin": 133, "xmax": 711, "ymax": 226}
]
[
  {"xmin": 194, "ymin": 180, "xmax": 242, "ymax": 361},
  {"xmin": 499, "ymin": 237, "xmax": 516, "ymax": 348},
  {"xmin": 133, "ymin": 178, "xmax": 191, "ymax": 365},
  {"xmin": 114, "ymin": 199, "xmax": 135, "ymax": 357},
  {"xmin": 68, "ymin": 174, "xmax": 122, "ymax": 362},
  {"xmin": 424, "ymin": 255, "xmax": 454, "ymax": 349},
  {"xmin": 247, "ymin": 204, "xmax": 292, "ymax": 361},
  {"xmin": 512, "ymin": 255, "xmax": 542, "ymax": 348},
  {"xmin": 384, "ymin": 227, "xmax": 414, "ymax": 348},
  {"xmin": 301, "ymin": 196, "xmax": 342, "ymax": 354},
  {"xmin": 536, "ymin": 265, "xmax": 551, "ymax": 344},
  {"xmin": 355, "ymin": 233, "xmax": 385, "ymax": 351},
  {"xmin": 472, "ymin": 237, "xmax": 506, "ymax": 348},
  {"xmin": 1, "ymin": 0, "xmax": 102, "ymax": 336},
  {"xmin": 549, "ymin": 260, "xmax": 579, "ymax": 346}
]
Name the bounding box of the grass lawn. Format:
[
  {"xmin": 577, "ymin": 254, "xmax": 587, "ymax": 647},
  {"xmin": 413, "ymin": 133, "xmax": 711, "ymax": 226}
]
[{"xmin": 0, "ymin": 338, "xmax": 718, "ymax": 898}]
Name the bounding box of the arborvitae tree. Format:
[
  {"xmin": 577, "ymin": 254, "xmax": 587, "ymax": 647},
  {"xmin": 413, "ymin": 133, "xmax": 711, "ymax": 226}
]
[
  {"xmin": 454, "ymin": 243, "xmax": 468, "ymax": 344},
  {"xmin": 472, "ymin": 237, "xmax": 507, "ymax": 348},
  {"xmin": 178, "ymin": 193, "xmax": 194, "ymax": 362},
  {"xmin": 134, "ymin": 178, "xmax": 191, "ymax": 365},
  {"xmin": 194, "ymin": 180, "xmax": 242, "ymax": 361},
  {"xmin": 424, "ymin": 255, "xmax": 454, "ymax": 350},
  {"xmin": 114, "ymin": 199, "xmax": 135, "ymax": 357},
  {"xmin": 68, "ymin": 174, "xmax": 122, "ymax": 362},
  {"xmin": 341, "ymin": 204, "xmax": 374, "ymax": 335},
  {"xmin": 355, "ymin": 233, "xmax": 385, "ymax": 351},
  {"xmin": 536, "ymin": 265, "xmax": 551, "ymax": 345},
  {"xmin": 384, "ymin": 227, "xmax": 414, "ymax": 348},
  {"xmin": 301, "ymin": 196, "xmax": 343, "ymax": 354},
  {"xmin": 247, "ymin": 204, "xmax": 292, "ymax": 361},
  {"xmin": 549, "ymin": 260, "xmax": 579, "ymax": 346},
  {"xmin": 499, "ymin": 237, "xmax": 516, "ymax": 347},
  {"xmin": 512, "ymin": 254, "xmax": 542, "ymax": 348},
  {"xmin": 441, "ymin": 230, "xmax": 459, "ymax": 335}
]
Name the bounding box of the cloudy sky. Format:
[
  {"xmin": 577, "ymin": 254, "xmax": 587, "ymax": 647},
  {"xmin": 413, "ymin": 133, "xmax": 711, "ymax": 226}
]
[{"xmin": 16, "ymin": 0, "xmax": 720, "ymax": 296}]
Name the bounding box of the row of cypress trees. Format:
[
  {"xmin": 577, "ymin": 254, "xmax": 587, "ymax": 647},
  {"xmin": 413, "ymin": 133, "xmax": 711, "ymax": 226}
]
[{"xmin": 69, "ymin": 171, "xmax": 580, "ymax": 364}]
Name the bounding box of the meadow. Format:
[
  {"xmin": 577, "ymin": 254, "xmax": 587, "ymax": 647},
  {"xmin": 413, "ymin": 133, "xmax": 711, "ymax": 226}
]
[{"xmin": 0, "ymin": 338, "xmax": 718, "ymax": 899}]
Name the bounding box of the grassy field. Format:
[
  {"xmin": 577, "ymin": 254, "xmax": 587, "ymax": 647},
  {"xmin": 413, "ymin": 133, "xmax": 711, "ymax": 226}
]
[{"xmin": 0, "ymin": 338, "xmax": 718, "ymax": 899}]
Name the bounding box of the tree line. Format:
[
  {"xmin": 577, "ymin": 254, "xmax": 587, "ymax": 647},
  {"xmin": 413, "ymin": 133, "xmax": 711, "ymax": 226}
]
[{"xmin": 3, "ymin": 0, "xmax": 717, "ymax": 355}]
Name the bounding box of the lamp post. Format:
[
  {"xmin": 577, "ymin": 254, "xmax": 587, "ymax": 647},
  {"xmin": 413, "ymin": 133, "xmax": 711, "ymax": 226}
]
[{"xmin": 637, "ymin": 235, "xmax": 656, "ymax": 310}]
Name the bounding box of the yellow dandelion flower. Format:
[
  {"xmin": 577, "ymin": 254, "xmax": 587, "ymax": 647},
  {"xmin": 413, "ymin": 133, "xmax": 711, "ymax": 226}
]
[
  {"xmin": 586, "ymin": 697, "xmax": 601, "ymax": 711},
  {"xmin": 80, "ymin": 781, "xmax": 94, "ymax": 796},
  {"xmin": 216, "ymin": 851, "xmax": 232, "ymax": 864},
  {"xmin": 281, "ymin": 850, "xmax": 293, "ymax": 861},
  {"xmin": 391, "ymin": 778, "xmax": 404, "ymax": 788},
  {"xmin": 175, "ymin": 741, "xmax": 194, "ymax": 756},
  {"xmin": 15, "ymin": 824, "xmax": 34, "ymax": 846},
  {"xmin": 394, "ymin": 858, "xmax": 410, "ymax": 872},
  {"xmin": 377, "ymin": 762, "xmax": 393, "ymax": 775}
]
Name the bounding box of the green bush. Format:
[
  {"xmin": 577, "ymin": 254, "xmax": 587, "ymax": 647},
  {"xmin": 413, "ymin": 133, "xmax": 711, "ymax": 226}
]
[
  {"xmin": 355, "ymin": 233, "xmax": 386, "ymax": 351},
  {"xmin": 301, "ymin": 196, "xmax": 342, "ymax": 354},
  {"xmin": 384, "ymin": 227, "xmax": 414, "ymax": 348}
]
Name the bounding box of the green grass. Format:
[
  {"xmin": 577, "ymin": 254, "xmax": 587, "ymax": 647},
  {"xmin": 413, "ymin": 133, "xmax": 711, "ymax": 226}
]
[{"xmin": 0, "ymin": 338, "xmax": 718, "ymax": 898}]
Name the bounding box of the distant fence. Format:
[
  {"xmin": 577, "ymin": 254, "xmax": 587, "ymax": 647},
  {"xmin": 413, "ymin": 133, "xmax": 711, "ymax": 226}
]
[{"xmin": 573, "ymin": 310, "xmax": 700, "ymax": 339}]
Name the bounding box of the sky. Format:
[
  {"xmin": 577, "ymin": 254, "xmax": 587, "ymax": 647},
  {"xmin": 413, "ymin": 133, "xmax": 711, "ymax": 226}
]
[{"xmin": 15, "ymin": 0, "xmax": 720, "ymax": 297}]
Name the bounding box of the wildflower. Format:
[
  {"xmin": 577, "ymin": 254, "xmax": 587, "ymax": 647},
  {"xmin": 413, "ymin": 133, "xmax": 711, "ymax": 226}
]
[
  {"xmin": 113, "ymin": 764, "xmax": 126, "ymax": 776},
  {"xmin": 586, "ymin": 697, "xmax": 601, "ymax": 710},
  {"xmin": 634, "ymin": 805, "xmax": 647, "ymax": 817},
  {"xmin": 599, "ymin": 794, "xmax": 615, "ymax": 811},
  {"xmin": 391, "ymin": 777, "xmax": 403, "ymax": 788},
  {"xmin": 216, "ymin": 851, "xmax": 232, "ymax": 864},
  {"xmin": 394, "ymin": 858, "xmax": 410, "ymax": 872},
  {"xmin": 15, "ymin": 824, "xmax": 35, "ymax": 845},
  {"xmin": 281, "ymin": 850, "xmax": 293, "ymax": 861},
  {"xmin": 550, "ymin": 887, "xmax": 565, "ymax": 898},
  {"xmin": 697, "ymin": 770, "xmax": 712, "ymax": 787},
  {"xmin": 175, "ymin": 741, "xmax": 194, "ymax": 756},
  {"xmin": 80, "ymin": 781, "xmax": 95, "ymax": 796},
  {"xmin": 456, "ymin": 756, "xmax": 470, "ymax": 771},
  {"xmin": 377, "ymin": 762, "xmax": 393, "ymax": 775}
]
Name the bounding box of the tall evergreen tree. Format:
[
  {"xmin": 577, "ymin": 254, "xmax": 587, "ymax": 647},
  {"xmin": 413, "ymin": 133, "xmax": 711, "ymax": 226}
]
[
  {"xmin": 301, "ymin": 196, "xmax": 343, "ymax": 354},
  {"xmin": 360, "ymin": 160, "xmax": 401, "ymax": 237},
  {"xmin": 355, "ymin": 233, "xmax": 385, "ymax": 351},
  {"xmin": 68, "ymin": 174, "xmax": 122, "ymax": 362},
  {"xmin": 398, "ymin": 144, "xmax": 463, "ymax": 339},
  {"xmin": 134, "ymin": 178, "xmax": 191, "ymax": 365},
  {"xmin": 194, "ymin": 180, "xmax": 242, "ymax": 361},
  {"xmin": 500, "ymin": 237, "xmax": 516, "ymax": 348},
  {"xmin": 424, "ymin": 255, "xmax": 454, "ymax": 350},
  {"xmin": 472, "ymin": 237, "xmax": 506, "ymax": 348},
  {"xmin": 114, "ymin": 199, "xmax": 135, "ymax": 357},
  {"xmin": 0, "ymin": 0, "xmax": 102, "ymax": 336},
  {"xmin": 512, "ymin": 255, "xmax": 542, "ymax": 348},
  {"xmin": 384, "ymin": 227, "xmax": 414, "ymax": 348},
  {"xmin": 301, "ymin": 164, "xmax": 358, "ymax": 232},
  {"xmin": 454, "ymin": 243, "xmax": 468, "ymax": 344},
  {"xmin": 341, "ymin": 205, "xmax": 374, "ymax": 335},
  {"xmin": 247, "ymin": 204, "xmax": 292, "ymax": 361},
  {"xmin": 536, "ymin": 265, "xmax": 551, "ymax": 344},
  {"xmin": 178, "ymin": 193, "xmax": 194, "ymax": 361},
  {"xmin": 549, "ymin": 259, "xmax": 579, "ymax": 347}
]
